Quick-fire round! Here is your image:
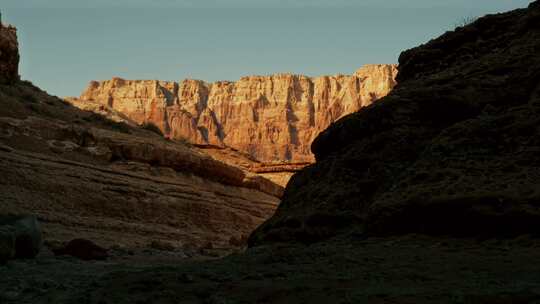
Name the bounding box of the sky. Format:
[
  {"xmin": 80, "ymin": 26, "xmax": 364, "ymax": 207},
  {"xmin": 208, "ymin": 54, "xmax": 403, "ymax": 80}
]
[{"xmin": 1, "ymin": 0, "xmax": 533, "ymax": 97}]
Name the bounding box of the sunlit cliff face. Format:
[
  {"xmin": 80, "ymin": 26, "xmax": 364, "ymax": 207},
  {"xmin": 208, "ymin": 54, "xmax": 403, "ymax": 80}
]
[{"xmin": 71, "ymin": 64, "xmax": 397, "ymax": 163}]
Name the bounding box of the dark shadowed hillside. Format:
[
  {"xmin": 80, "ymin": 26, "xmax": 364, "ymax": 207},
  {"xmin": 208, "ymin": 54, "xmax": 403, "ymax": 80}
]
[{"xmin": 250, "ymin": 1, "xmax": 540, "ymax": 246}]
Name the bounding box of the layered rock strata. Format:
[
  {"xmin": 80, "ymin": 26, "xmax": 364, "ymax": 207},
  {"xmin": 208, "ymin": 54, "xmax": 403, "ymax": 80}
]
[
  {"xmin": 72, "ymin": 65, "xmax": 397, "ymax": 163},
  {"xmin": 0, "ymin": 81, "xmax": 281, "ymax": 250},
  {"xmin": 249, "ymin": 2, "xmax": 540, "ymax": 245}
]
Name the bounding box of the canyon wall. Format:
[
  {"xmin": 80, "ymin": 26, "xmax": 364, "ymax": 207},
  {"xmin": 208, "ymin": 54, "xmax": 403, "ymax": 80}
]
[
  {"xmin": 0, "ymin": 24, "xmax": 19, "ymax": 84},
  {"xmin": 74, "ymin": 65, "xmax": 397, "ymax": 163}
]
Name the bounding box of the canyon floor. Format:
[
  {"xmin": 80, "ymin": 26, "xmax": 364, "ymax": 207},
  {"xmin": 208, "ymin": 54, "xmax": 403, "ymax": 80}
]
[{"xmin": 2, "ymin": 234, "xmax": 540, "ymax": 304}]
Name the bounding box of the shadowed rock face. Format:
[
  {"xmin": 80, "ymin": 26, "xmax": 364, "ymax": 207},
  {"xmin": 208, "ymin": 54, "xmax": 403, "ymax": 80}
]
[
  {"xmin": 70, "ymin": 65, "xmax": 397, "ymax": 163},
  {"xmin": 249, "ymin": 1, "xmax": 540, "ymax": 246},
  {"xmin": 0, "ymin": 25, "xmax": 19, "ymax": 84}
]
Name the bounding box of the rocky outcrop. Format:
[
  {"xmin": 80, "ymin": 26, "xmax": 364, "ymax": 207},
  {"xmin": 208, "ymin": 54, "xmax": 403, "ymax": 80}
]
[
  {"xmin": 72, "ymin": 65, "xmax": 397, "ymax": 163},
  {"xmin": 249, "ymin": 2, "xmax": 540, "ymax": 246},
  {"xmin": 0, "ymin": 24, "xmax": 19, "ymax": 84},
  {"xmin": 64, "ymin": 97, "xmax": 137, "ymax": 125},
  {"xmin": 191, "ymin": 144, "xmax": 307, "ymax": 188},
  {"xmin": 53, "ymin": 239, "xmax": 109, "ymax": 261}
]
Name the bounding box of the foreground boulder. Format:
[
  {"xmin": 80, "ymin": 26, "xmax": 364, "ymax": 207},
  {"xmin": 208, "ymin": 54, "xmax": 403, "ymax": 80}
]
[
  {"xmin": 0, "ymin": 215, "xmax": 42, "ymax": 263},
  {"xmin": 53, "ymin": 239, "xmax": 109, "ymax": 261},
  {"xmin": 250, "ymin": 1, "xmax": 540, "ymax": 246}
]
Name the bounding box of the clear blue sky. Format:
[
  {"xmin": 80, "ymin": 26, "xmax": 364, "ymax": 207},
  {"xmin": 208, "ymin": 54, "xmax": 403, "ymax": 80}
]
[{"xmin": 2, "ymin": 0, "xmax": 532, "ymax": 97}]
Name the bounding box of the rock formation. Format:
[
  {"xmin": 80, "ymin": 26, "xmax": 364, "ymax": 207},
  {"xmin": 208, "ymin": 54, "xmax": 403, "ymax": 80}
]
[
  {"xmin": 0, "ymin": 215, "xmax": 42, "ymax": 263},
  {"xmin": 0, "ymin": 26, "xmax": 282, "ymax": 251},
  {"xmin": 0, "ymin": 24, "xmax": 19, "ymax": 84},
  {"xmin": 52, "ymin": 239, "xmax": 109, "ymax": 261},
  {"xmin": 72, "ymin": 65, "xmax": 397, "ymax": 164},
  {"xmin": 249, "ymin": 1, "xmax": 540, "ymax": 246}
]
